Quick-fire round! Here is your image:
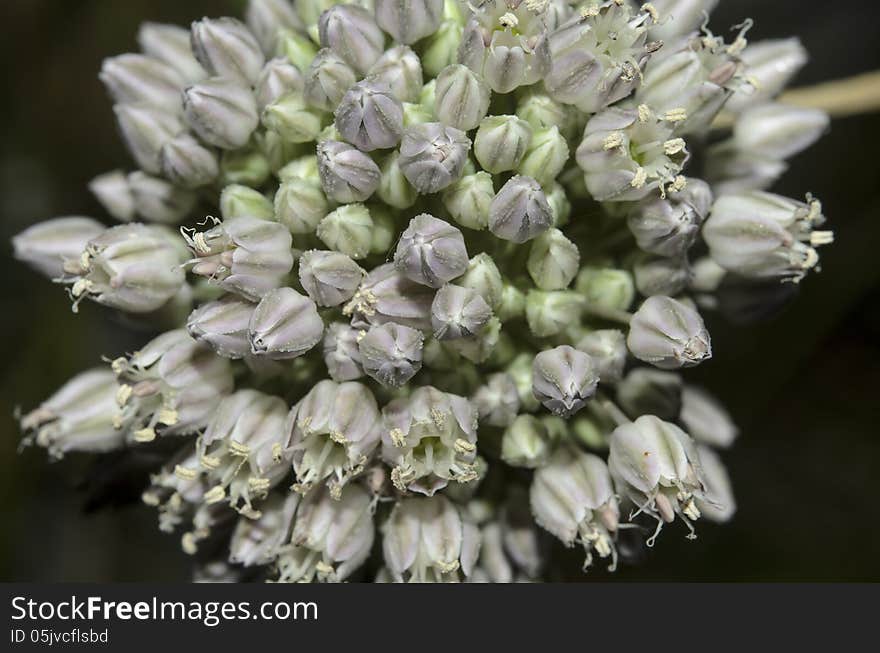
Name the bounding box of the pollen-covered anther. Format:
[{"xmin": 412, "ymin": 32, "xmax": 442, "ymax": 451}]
[
  {"xmin": 174, "ymin": 465, "xmax": 198, "ymax": 481},
  {"xmin": 115, "ymin": 384, "xmax": 133, "ymax": 407},
  {"xmin": 664, "ymin": 138, "xmax": 686, "ymax": 156},
  {"xmin": 664, "ymin": 108, "xmax": 688, "ymax": 123},
  {"xmin": 603, "ymin": 132, "xmax": 624, "ymax": 151},
  {"xmin": 389, "ymin": 428, "xmax": 407, "ymax": 448},
  {"xmin": 204, "ymin": 485, "xmax": 226, "ymax": 504},
  {"xmin": 200, "ymin": 454, "xmax": 221, "ymax": 470},
  {"xmin": 638, "ymin": 104, "xmax": 653, "ymax": 123},
  {"xmin": 454, "ymin": 438, "xmax": 476, "ymax": 455},
  {"xmin": 631, "ymin": 167, "xmax": 647, "ymax": 188},
  {"xmin": 133, "ymin": 427, "xmax": 156, "ymax": 443}
]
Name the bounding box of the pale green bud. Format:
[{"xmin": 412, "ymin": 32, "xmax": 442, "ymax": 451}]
[
  {"xmin": 220, "ymin": 184, "xmax": 274, "ymax": 221},
  {"xmin": 274, "ymin": 179, "xmax": 328, "ymax": 235},
  {"xmin": 262, "ymin": 91, "xmax": 324, "ymax": 143},
  {"xmin": 183, "ymin": 77, "xmax": 259, "ymax": 149},
  {"xmin": 369, "ymin": 206, "xmax": 397, "ymax": 255},
  {"xmin": 488, "ymin": 175, "xmax": 552, "ymax": 243},
  {"xmin": 377, "ymin": 150, "xmax": 418, "ymax": 209},
  {"xmin": 402, "ymin": 101, "xmax": 434, "ymax": 126},
  {"xmin": 191, "ymin": 17, "xmax": 265, "ymax": 86},
  {"xmin": 318, "ymin": 4, "xmax": 385, "ymax": 75},
  {"xmin": 159, "ymin": 133, "xmax": 219, "ymax": 189},
  {"xmin": 419, "ymin": 79, "xmax": 436, "ymax": 112},
  {"xmin": 420, "ymin": 20, "xmax": 464, "ymax": 78},
  {"xmin": 13, "ymin": 216, "xmax": 105, "ymax": 279},
  {"xmin": 317, "ymin": 139, "xmax": 381, "ymax": 203},
  {"xmin": 255, "ymin": 56, "xmax": 304, "ymax": 110},
  {"xmin": 502, "ymin": 415, "xmax": 553, "ymax": 468},
  {"xmin": 294, "ymin": 0, "xmax": 336, "ymax": 27},
  {"xmin": 506, "ymin": 352, "xmax": 540, "ymax": 412},
  {"xmin": 527, "ymin": 228, "xmax": 579, "ymax": 290},
  {"xmin": 525, "ymin": 290, "xmax": 584, "ymax": 338},
  {"xmin": 246, "ymin": 0, "xmax": 304, "ymax": 55},
  {"xmin": 472, "ymin": 372, "xmax": 519, "ymax": 427},
  {"xmin": 434, "ymin": 64, "xmax": 490, "ymax": 132},
  {"xmin": 457, "ymin": 252, "xmax": 503, "ymax": 311},
  {"xmin": 127, "ymin": 171, "xmax": 197, "ymax": 224},
  {"xmin": 516, "ymin": 92, "xmax": 574, "ymax": 136},
  {"xmin": 474, "ymin": 115, "xmax": 532, "ymax": 174},
  {"xmin": 277, "ymin": 154, "xmax": 320, "ymax": 183},
  {"xmin": 359, "ymin": 322, "xmax": 424, "ymax": 387},
  {"xmin": 497, "ymin": 282, "xmax": 526, "ymax": 322},
  {"xmin": 575, "ymin": 329, "xmax": 627, "ymax": 384},
  {"xmin": 298, "ymin": 249, "xmax": 365, "ymax": 307},
  {"xmin": 249, "ymin": 287, "xmax": 324, "ymax": 359},
  {"xmin": 89, "ymin": 171, "xmax": 135, "ymax": 222},
  {"xmin": 442, "ymin": 171, "xmax": 493, "ymax": 231},
  {"xmin": 516, "ymin": 127, "xmax": 569, "ymax": 187},
  {"xmin": 545, "ymin": 182, "xmax": 571, "ymax": 227},
  {"xmin": 276, "ymin": 27, "xmax": 318, "ymax": 70},
  {"xmin": 317, "ymin": 204, "xmax": 374, "ymax": 260},
  {"xmin": 367, "ymin": 45, "xmax": 424, "ymax": 104},
  {"xmin": 575, "ymin": 267, "xmax": 635, "ymax": 311},
  {"xmin": 219, "ymin": 146, "xmax": 271, "ymax": 187}
]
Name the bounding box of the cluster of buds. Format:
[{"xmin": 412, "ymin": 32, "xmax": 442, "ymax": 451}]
[{"xmin": 14, "ymin": 0, "xmax": 828, "ymax": 581}]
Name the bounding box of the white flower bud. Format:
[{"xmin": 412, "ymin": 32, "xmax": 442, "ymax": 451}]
[
  {"xmin": 530, "ymin": 448, "xmax": 620, "ymax": 568},
  {"xmin": 398, "ymin": 122, "xmax": 471, "ymax": 193},
  {"xmin": 634, "ymin": 255, "xmax": 691, "ymax": 297},
  {"xmin": 703, "ymin": 191, "xmax": 832, "ymax": 282},
  {"xmin": 127, "ymin": 171, "xmax": 197, "ymax": 224},
  {"xmin": 229, "ymin": 492, "xmax": 299, "ymax": 567},
  {"xmin": 501, "ymin": 415, "xmax": 553, "ymax": 468},
  {"xmin": 731, "ymin": 103, "xmax": 829, "ymax": 160},
  {"xmin": 457, "ymin": 252, "xmax": 503, "ymax": 311},
  {"xmin": 516, "ymin": 126, "xmax": 569, "ymax": 187},
  {"xmin": 182, "ymin": 216, "xmax": 293, "ymax": 301},
  {"xmin": 255, "ymin": 57, "xmax": 304, "ymax": 110},
  {"xmin": 261, "ymin": 91, "xmax": 324, "ymax": 143},
  {"xmin": 516, "ymin": 92, "xmax": 574, "ymax": 136},
  {"xmin": 138, "ymin": 22, "xmax": 205, "ymax": 84},
  {"xmin": 576, "ymin": 267, "xmax": 635, "ymax": 311},
  {"xmin": 303, "ymin": 48, "xmax": 357, "ymax": 111},
  {"xmin": 274, "ymin": 179, "xmax": 328, "ymax": 235},
  {"xmin": 609, "ymin": 415, "xmax": 705, "ymax": 538},
  {"xmin": 63, "ymin": 223, "xmax": 186, "ymax": 313},
  {"xmin": 628, "ymin": 178, "xmax": 711, "ymax": 257},
  {"xmin": 89, "ymin": 170, "xmax": 135, "ymax": 222},
  {"xmin": 220, "ymin": 145, "xmax": 271, "ymax": 187},
  {"xmin": 474, "ymin": 115, "xmax": 532, "ymax": 174},
  {"xmin": 276, "ymin": 27, "xmax": 318, "ymax": 71},
  {"xmin": 680, "ymin": 385, "xmax": 739, "ymax": 449},
  {"xmin": 368, "ymin": 45, "xmax": 424, "ymax": 104},
  {"xmin": 187, "ymin": 296, "xmax": 255, "ymax": 359},
  {"xmin": 727, "ymin": 38, "xmax": 808, "ymax": 112},
  {"xmin": 525, "ymin": 290, "xmax": 584, "ymax": 338},
  {"xmin": 628, "ymin": 296, "xmax": 711, "ymax": 369},
  {"xmin": 317, "ymin": 140, "xmax": 381, "ymax": 203},
  {"xmin": 421, "ymin": 18, "xmax": 464, "ymax": 77},
  {"xmin": 359, "ymin": 322, "xmax": 424, "ymax": 387},
  {"xmin": 394, "ymin": 214, "xmax": 469, "ymax": 288},
  {"xmin": 245, "ymin": 0, "xmax": 304, "ymax": 55},
  {"xmin": 183, "ymin": 77, "xmax": 259, "ymax": 149},
  {"xmin": 249, "ymin": 287, "xmax": 324, "ymax": 359},
  {"xmin": 335, "ymin": 80, "xmax": 404, "ymax": 151},
  {"xmin": 159, "ymin": 133, "xmax": 219, "ymax": 189},
  {"xmin": 299, "ymin": 249, "xmax": 365, "ymax": 307},
  {"xmin": 113, "ymin": 104, "xmax": 182, "ymax": 175},
  {"xmin": 288, "ymin": 380, "xmax": 382, "ymax": 496},
  {"xmin": 575, "ymin": 329, "xmax": 627, "ymax": 384},
  {"xmin": 376, "ymin": 150, "xmax": 418, "ymax": 209},
  {"xmin": 13, "ymin": 216, "xmax": 104, "ymax": 279},
  {"xmin": 20, "ymin": 369, "xmax": 124, "ymax": 459},
  {"xmin": 100, "ymin": 54, "xmax": 185, "ymax": 114},
  {"xmin": 190, "ymin": 17, "xmax": 265, "ymax": 86},
  {"xmin": 648, "ymin": 0, "xmax": 719, "ymax": 42},
  {"xmin": 375, "ymin": 0, "xmax": 444, "ymax": 44},
  {"xmin": 323, "ymin": 322, "xmax": 364, "ymax": 382},
  {"xmin": 431, "ymin": 283, "xmax": 493, "ymax": 340},
  {"xmin": 532, "ymin": 345, "xmax": 599, "ymax": 417},
  {"xmin": 442, "ymin": 171, "xmax": 493, "ymax": 231},
  {"xmin": 617, "ymin": 368, "xmax": 682, "ymax": 421},
  {"xmin": 318, "ymin": 4, "xmax": 385, "ymax": 75},
  {"xmin": 694, "ymin": 445, "xmax": 736, "ymax": 523},
  {"xmin": 472, "ymin": 372, "xmax": 520, "ymax": 427},
  {"xmin": 434, "ymin": 64, "xmax": 490, "ymax": 132},
  {"xmin": 278, "ymin": 484, "xmax": 375, "ymax": 582},
  {"xmin": 317, "ymin": 204, "xmax": 374, "ymax": 260},
  {"xmin": 344, "ymin": 262, "xmax": 435, "ymax": 331},
  {"xmin": 383, "ymin": 495, "xmax": 480, "ymax": 582},
  {"xmin": 527, "ymin": 228, "xmax": 579, "ymax": 290},
  {"xmin": 220, "ymin": 184, "xmax": 274, "ymax": 221},
  {"xmin": 488, "ymin": 175, "xmax": 552, "ymax": 243}
]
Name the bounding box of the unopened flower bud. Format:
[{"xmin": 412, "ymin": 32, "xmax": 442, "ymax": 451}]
[
  {"xmin": 317, "ymin": 204, "xmax": 374, "ymax": 260},
  {"xmin": 431, "ymin": 283, "xmax": 493, "ymax": 340},
  {"xmin": 442, "ymin": 172, "xmax": 493, "ymax": 231},
  {"xmin": 249, "ymin": 287, "xmax": 324, "ymax": 359},
  {"xmin": 628, "ymin": 178, "xmax": 711, "ymax": 257},
  {"xmin": 229, "ymin": 492, "xmax": 299, "ymax": 567},
  {"xmin": 628, "ymin": 296, "xmax": 711, "ymax": 369},
  {"xmin": 576, "ymin": 267, "xmax": 635, "ymax": 311},
  {"xmin": 517, "ymin": 127, "xmax": 569, "ymax": 187},
  {"xmin": 273, "ymin": 179, "xmax": 328, "ymax": 235},
  {"xmin": 358, "ymin": 322, "xmax": 424, "ymax": 387},
  {"xmin": 220, "ymin": 184, "xmax": 274, "ymax": 221},
  {"xmin": 246, "ymin": 0, "xmax": 304, "ymax": 55},
  {"xmin": 634, "ymin": 255, "xmax": 691, "ymax": 297},
  {"xmin": 457, "ymin": 253, "xmax": 503, "ymax": 311},
  {"xmin": 317, "ymin": 140, "xmax": 381, "ymax": 203},
  {"xmin": 276, "ymin": 27, "xmax": 318, "ymax": 70},
  {"xmin": 114, "ymin": 104, "xmax": 182, "ymax": 175},
  {"xmin": 472, "ymin": 372, "xmax": 519, "ymax": 427},
  {"xmin": 19, "ymin": 368, "xmax": 124, "ymax": 459},
  {"xmin": 159, "ymin": 133, "xmax": 219, "ymax": 189},
  {"xmin": 138, "ymin": 22, "xmax": 205, "ymax": 84},
  {"xmin": 190, "ymin": 17, "xmax": 265, "ymax": 86},
  {"xmin": 527, "ymin": 228, "xmax": 579, "ymax": 290},
  {"xmin": 262, "ymin": 91, "xmax": 323, "ymax": 143},
  {"xmin": 434, "ymin": 64, "xmax": 490, "ymax": 132},
  {"xmin": 680, "ymin": 385, "xmax": 739, "ymax": 448},
  {"xmin": 369, "ymin": 206, "xmax": 397, "ymax": 255},
  {"xmin": 394, "ymin": 214, "xmax": 468, "ymax": 288},
  {"xmin": 398, "ymin": 122, "xmax": 471, "ymax": 193},
  {"xmin": 501, "ymin": 415, "xmax": 552, "ymax": 468},
  {"xmin": 183, "ymin": 216, "xmax": 293, "ymax": 301},
  {"xmin": 255, "ymin": 57, "xmax": 304, "ymax": 110},
  {"xmin": 220, "ymin": 145, "xmax": 271, "ymax": 187},
  {"xmin": 703, "ymin": 191, "xmax": 832, "ymax": 282},
  {"xmin": 474, "ymin": 115, "xmax": 532, "ymax": 174},
  {"xmin": 298, "ymin": 249, "xmax": 365, "ymax": 307},
  {"xmin": 335, "ymin": 80, "xmax": 404, "ymax": 151},
  {"xmin": 100, "ymin": 54, "xmax": 185, "ymax": 114},
  {"xmin": 344, "ymin": 262, "xmax": 435, "ymax": 331},
  {"xmin": 64, "ymin": 223, "xmax": 185, "ymax": 313},
  {"xmin": 368, "ymin": 45, "xmax": 424, "ymax": 104},
  {"xmin": 532, "ymin": 345, "xmax": 598, "ymax": 417},
  {"xmin": 383, "ymin": 495, "xmax": 479, "ymax": 582},
  {"xmin": 545, "ymin": 182, "xmax": 571, "ymax": 227},
  {"xmin": 318, "ymin": 5, "xmax": 385, "ymax": 75},
  {"xmin": 183, "ymin": 77, "xmax": 259, "ymax": 149},
  {"xmin": 376, "ymin": 151, "xmax": 418, "ymax": 209},
  {"xmin": 731, "ymin": 103, "xmax": 829, "ymax": 160},
  {"xmin": 516, "ymin": 92, "xmax": 574, "ymax": 136},
  {"xmin": 694, "ymin": 445, "xmax": 736, "ymax": 523},
  {"xmin": 617, "ymin": 368, "xmax": 682, "ymax": 421},
  {"xmin": 125, "ymin": 171, "xmax": 196, "ymax": 224},
  {"xmin": 488, "ymin": 175, "xmax": 552, "ymax": 243},
  {"xmin": 525, "ymin": 290, "xmax": 584, "ymax": 338},
  {"xmin": 89, "ymin": 170, "xmax": 135, "ymax": 222},
  {"xmin": 531, "ymin": 448, "xmax": 620, "ymax": 568},
  {"xmin": 421, "ymin": 18, "xmax": 464, "ymax": 77},
  {"xmin": 322, "ymin": 322, "xmax": 364, "ymax": 382},
  {"xmin": 187, "ymin": 296, "xmax": 255, "ymax": 359},
  {"xmin": 575, "ymin": 329, "xmax": 627, "ymax": 384},
  {"xmin": 648, "ymin": 0, "xmax": 720, "ymax": 42},
  {"xmin": 374, "ymin": 0, "xmax": 444, "ymax": 45},
  {"xmin": 13, "ymin": 216, "xmax": 104, "ymax": 279},
  {"xmin": 728, "ymin": 38, "xmax": 808, "ymax": 112},
  {"xmin": 303, "ymin": 48, "xmax": 357, "ymax": 111}
]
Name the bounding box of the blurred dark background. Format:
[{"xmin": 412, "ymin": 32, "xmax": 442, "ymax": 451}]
[{"xmin": 1, "ymin": 0, "xmax": 878, "ymax": 581}]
